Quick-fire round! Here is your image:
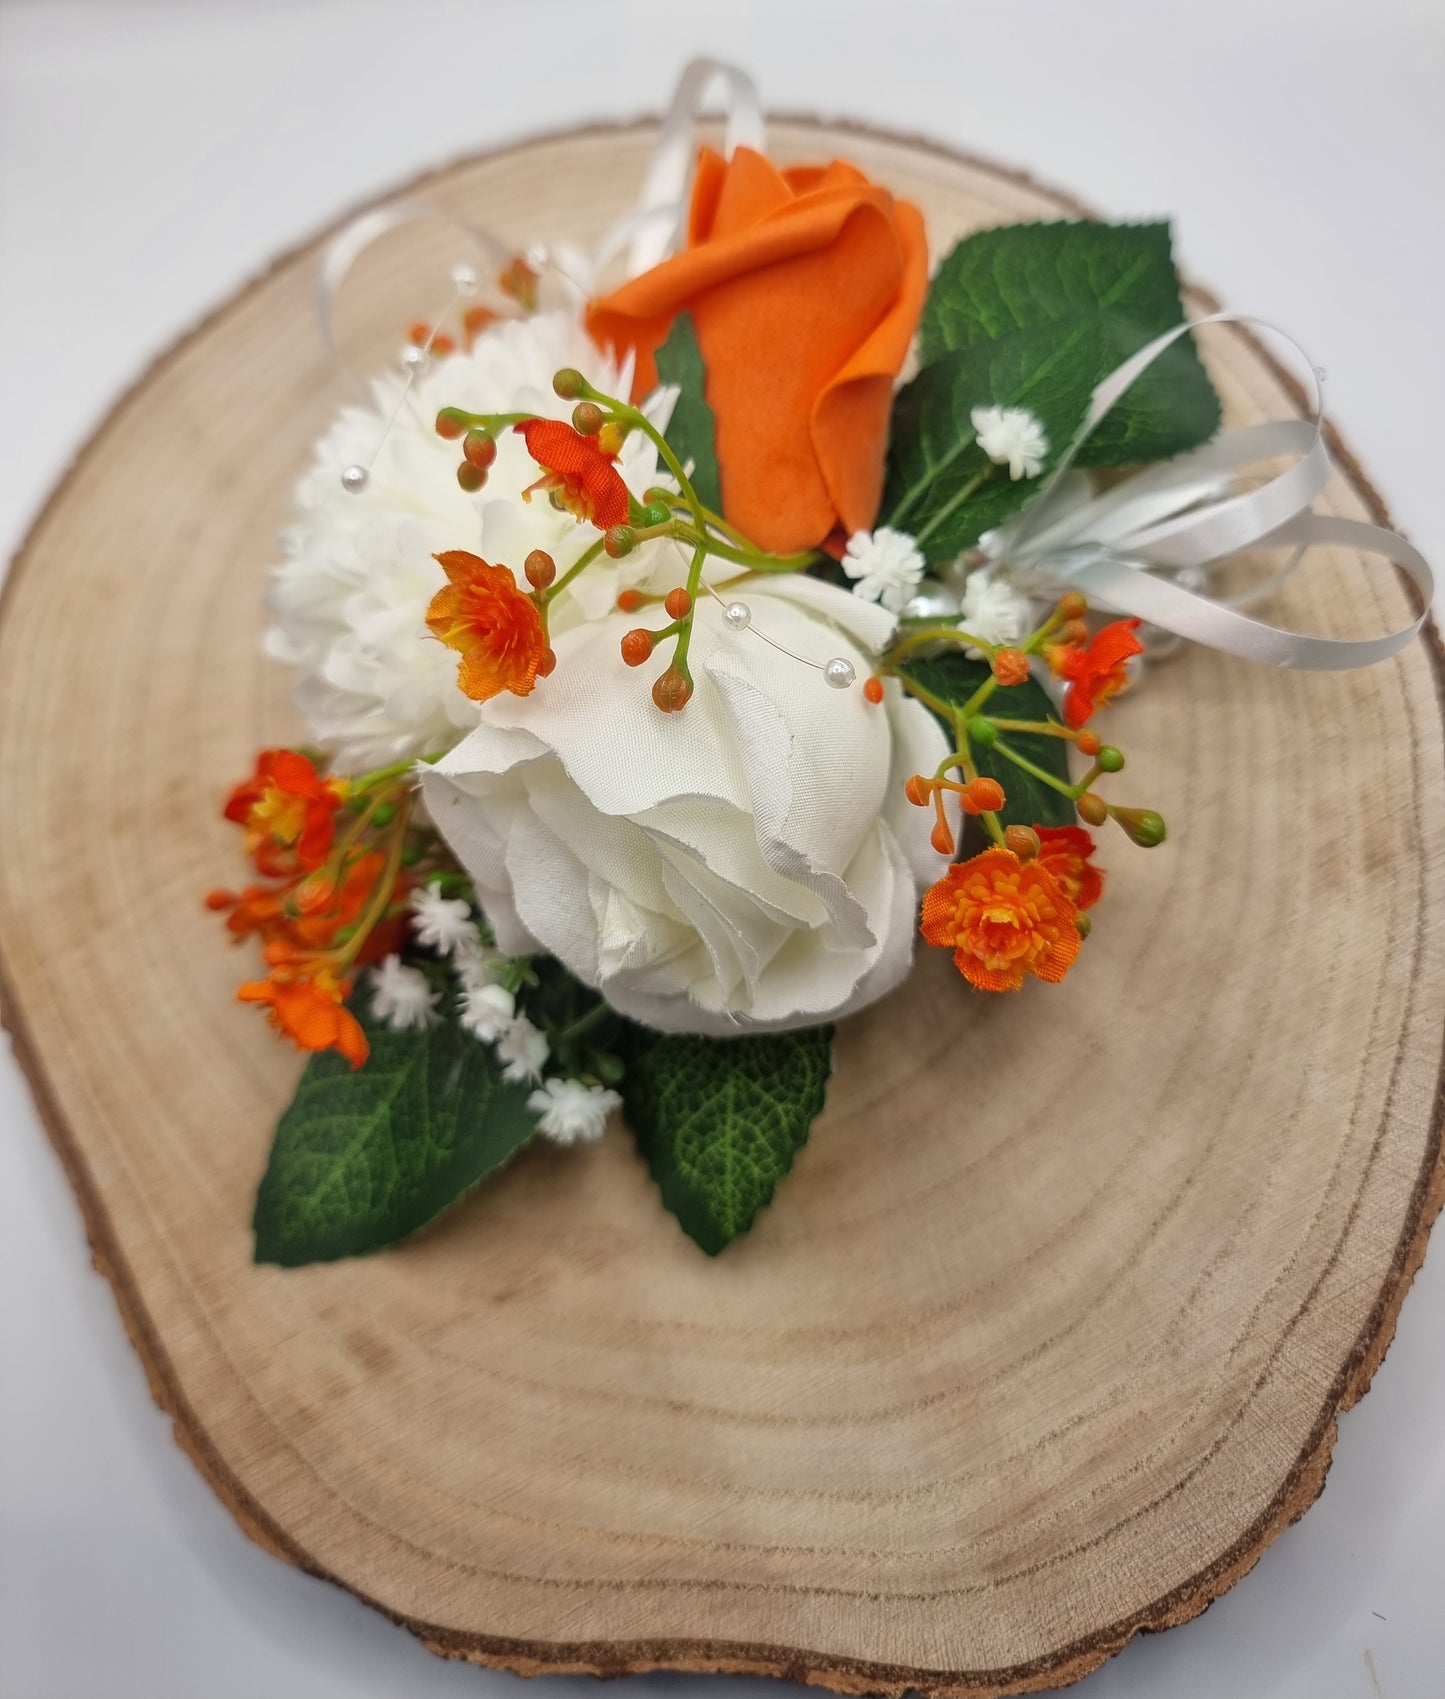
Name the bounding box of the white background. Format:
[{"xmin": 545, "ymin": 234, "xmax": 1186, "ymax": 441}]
[{"xmin": 1, "ymin": 2, "xmax": 1442, "ymax": 1695}]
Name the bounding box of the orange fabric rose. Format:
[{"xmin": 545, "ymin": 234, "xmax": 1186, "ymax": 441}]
[{"xmin": 586, "ymin": 146, "xmax": 928, "ymax": 555}]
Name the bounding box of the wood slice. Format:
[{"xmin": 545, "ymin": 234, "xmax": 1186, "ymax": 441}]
[{"xmin": 1, "ymin": 120, "xmax": 1442, "ymax": 1697}]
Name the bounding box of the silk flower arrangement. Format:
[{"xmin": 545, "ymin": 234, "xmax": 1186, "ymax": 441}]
[{"xmin": 209, "ymin": 66, "xmax": 1433, "ymax": 1261}]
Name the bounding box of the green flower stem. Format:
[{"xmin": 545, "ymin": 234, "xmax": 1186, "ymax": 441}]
[
  {"xmin": 327, "ymin": 788, "xmax": 399, "ymax": 871},
  {"xmin": 959, "ymin": 673, "xmax": 1001, "ymax": 720},
  {"xmin": 991, "ymin": 736, "xmax": 1081, "ymax": 801},
  {"xmin": 672, "ymin": 528, "xmax": 814, "ymax": 574},
  {"xmin": 888, "ymin": 430, "xmax": 984, "ymax": 533},
  {"xmin": 986, "ymin": 716, "xmax": 1076, "ymax": 739},
  {"xmin": 448, "ymin": 410, "xmax": 533, "ymax": 433},
  {"xmin": 886, "ymin": 624, "xmax": 994, "ymax": 665},
  {"xmin": 1024, "ymin": 607, "xmax": 1068, "ymax": 652},
  {"xmin": 347, "ymin": 752, "xmax": 443, "ymax": 796},
  {"xmin": 669, "ymin": 501, "xmax": 821, "ymax": 572},
  {"xmin": 947, "ymin": 732, "xmax": 1006, "ymax": 848},
  {"xmin": 670, "ymin": 542, "xmax": 709, "ymax": 684},
  {"xmin": 914, "ymin": 460, "xmax": 997, "ymax": 552},
  {"xmin": 544, "ymin": 536, "xmax": 606, "ymax": 603},
  {"xmin": 1076, "ymin": 761, "xmax": 1104, "ymax": 794},
  {"xmin": 555, "ymin": 1000, "xmax": 611, "ymax": 1047},
  {"xmin": 335, "ymin": 796, "xmax": 413, "ymax": 971},
  {"xmin": 896, "ymin": 672, "xmax": 957, "ymax": 721}
]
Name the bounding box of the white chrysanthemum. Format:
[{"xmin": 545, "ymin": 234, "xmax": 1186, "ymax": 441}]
[
  {"xmin": 971, "ymin": 406, "xmax": 1049, "ymax": 481},
  {"xmin": 527, "ymin": 1078, "xmax": 621, "ymax": 1145},
  {"xmin": 408, "ymin": 882, "xmax": 477, "ymax": 955},
  {"xmin": 368, "ymin": 955, "xmax": 438, "ymax": 1030},
  {"xmin": 497, "ymin": 1015, "xmax": 549, "ymax": 1082},
  {"xmin": 267, "ymin": 309, "xmax": 678, "ymax": 771},
  {"xmin": 459, "ymin": 982, "xmax": 515, "ymax": 1042},
  {"xmin": 958, "ymin": 569, "xmax": 1033, "ymax": 650},
  {"xmin": 841, "ymin": 526, "xmax": 925, "ymax": 614}
]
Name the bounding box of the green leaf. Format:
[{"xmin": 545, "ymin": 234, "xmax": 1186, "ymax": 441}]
[
  {"xmin": 620, "ymin": 1025, "xmax": 833, "ymax": 1254},
  {"xmin": 900, "ymin": 651, "xmax": 1076, "ymax": 830},
  {"xmin": 884, "ymin": 221, "xmax": 1220, "ymax": 561},
  {"xmin": 253, "ymin": 989, "xmax": 538, "ymax": 1267},
  {"xmin": 882, "ymin": 341, "xmax": 1088, "ymax": 561},
  {"xmin": 654, "ymin": 310, "xmax": 722, "ymax": 515}
]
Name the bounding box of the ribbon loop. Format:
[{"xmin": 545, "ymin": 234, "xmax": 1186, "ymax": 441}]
[
  {"xmin": 609, "ymin": 58, "xmax": 764, "ymax": 279},
  {"xmin": 992, "ymin": 314, "xmax": 1433, "ymax": 670}
]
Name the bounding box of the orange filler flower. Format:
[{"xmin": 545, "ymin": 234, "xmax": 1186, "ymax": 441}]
[
  {"xmin": 921, "ymin": 846, "xmax": 1081, "ymax": 992},
  {"xmin": 224, "ymin": 749, "xmax": 345, "ymax": 877},
  {"xmin": 1052, "ymin": 618, "xmax": 1144, "ymax": 728},
  {"xmin": 1034, "ymin": 825, "xmax": 1105, "ymax": 911},
  {"xmin": 513, "ymin": 419, "xmax": 631, "ymax": 531},
  {"xmin": 426, "ymin": 550, "xmax": 551, "ymax": 702},
  {"xmin": 220, "ymin": 851, "xmax": 405, "ymax": 960},
  {"xmin": 237, "ymin": 968, "xmax": 369, "ymax": 1069}
]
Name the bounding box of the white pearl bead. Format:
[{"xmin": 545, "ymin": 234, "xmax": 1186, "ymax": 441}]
[
  {"xmin": 400, "ymin": 344, "xmax": 430, "ymax": 374},
  {"xmin": 450, "ymin": 263, "xmax": 479, "ymax": 296},
  {"xmin": 340, "ymin": 464, "xmax": 369, "ymax": 495},
  {"xmin": 823, "ymin": 657, "xmax": 856, "ymax": 690},
  {"xmin": 723, "ymin": 601, "xmax": 752, "ymax": 631}
]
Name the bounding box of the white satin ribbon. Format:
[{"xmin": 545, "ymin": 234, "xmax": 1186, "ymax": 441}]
[
  {"xmin": 989, "ymin": 315, "xmax": 1433, "ymax": 669},
  {"xmin": 600, "ymin": 57, "xmax": 764, "ymax": 279}
]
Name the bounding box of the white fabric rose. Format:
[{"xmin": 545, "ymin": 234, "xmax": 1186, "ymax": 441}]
[{"xmin": 421, "ymin": 574, "xmax": 956, "ymax": 1036}]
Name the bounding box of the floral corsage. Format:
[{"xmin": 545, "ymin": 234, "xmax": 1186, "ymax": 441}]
[{"xmin": 208, "ymin": 65, "xmax": 1432, "ymax": 1261}]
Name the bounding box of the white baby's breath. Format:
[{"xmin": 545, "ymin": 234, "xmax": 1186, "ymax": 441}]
[
  {"xmin": 497, "ymin": 1015, "xmax": 550, "ymax": 1083},
  {"xmin": 841, "ymin": 526, "xmax": 926, "ymax": 615},
  {"xmin": 454, "ymin": 942, "xmax": 510, "ymax": 993},
  {"xmin": 958, "ymin": 570, "xmax": 1034, "ymax": 651},
  {"xmin": 368, "ymin": 955, "xmax": 438, "ymax": 1030},
  {"xmin": 971, "ymin": 406, "xmax": 1050, "ymax": 481},
  {"xmin": 527, "ymin": 1078, "xmax": 621, "ymax": 1145},
  {"xmin": 459, "ymin": 982, "xmax": 515, "ymax": 1043},
  {"xmin": 408, "ymin": 882, "xmax": 477, "ymax": 955}
]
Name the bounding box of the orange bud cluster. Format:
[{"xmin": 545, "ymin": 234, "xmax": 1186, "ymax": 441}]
[{"xmin": 213, "ymin": 752, "xmax": 429, "ymax": 1069}]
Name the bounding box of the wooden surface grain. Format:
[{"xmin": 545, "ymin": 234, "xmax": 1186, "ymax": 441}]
[{"xmin": 0, "ymin": 120, "xmax": 1441, "ymax": 1696}]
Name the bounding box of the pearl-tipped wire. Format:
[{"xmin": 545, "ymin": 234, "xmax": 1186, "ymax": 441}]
[
  {"xmin": 692, "ymin": 564, "xmax": 856, "ymax": 689},
  {"xmin": 341, "ymin": 263, "xmax": 478, "ymax": 494}
]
